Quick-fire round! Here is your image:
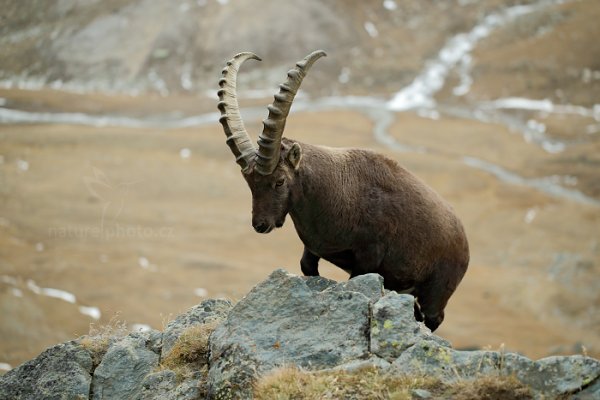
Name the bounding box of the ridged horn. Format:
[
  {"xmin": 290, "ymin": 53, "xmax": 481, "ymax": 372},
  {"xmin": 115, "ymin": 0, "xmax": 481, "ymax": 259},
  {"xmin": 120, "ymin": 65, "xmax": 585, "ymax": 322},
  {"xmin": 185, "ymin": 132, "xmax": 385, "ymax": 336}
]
[
  {"xmin": 217, "ymin": 52, "xmax": 261, "ymax": 172},
  {"xmin": 254, "ymin": 50, "xmax": 327, "ymax": 175}
]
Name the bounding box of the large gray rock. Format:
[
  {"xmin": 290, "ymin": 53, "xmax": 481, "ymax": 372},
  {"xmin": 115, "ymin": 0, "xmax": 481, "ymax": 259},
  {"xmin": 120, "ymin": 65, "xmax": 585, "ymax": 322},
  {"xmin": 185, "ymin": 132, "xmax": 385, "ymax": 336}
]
[
  {"xmin": 207, "ymin": 269, "xmax": 382, "ymax": 399},
  {"xmin": 371, "ymin": 292, "xmax": 449, "ymax": 361},
  {"xmin": 0, "ymin": 341, "xmax": 93, "ymax": 400},
  {"xmin": 522, "ymin": 355, "xmax": 600, "ymax": 397},
  {"xmin": 161, "ymin": 298, "xmax": 233, "ymax": 359},
  {"xmin": 393, "ymin": 340, "xmax": 600, "ymax": 398},
  {"xmin": 91, "ymin": 330, "xmax": 161, "ymax": 400},
  {"xmin": 393, "ymin": 341, "xmax": 524, "ymax": 380}
]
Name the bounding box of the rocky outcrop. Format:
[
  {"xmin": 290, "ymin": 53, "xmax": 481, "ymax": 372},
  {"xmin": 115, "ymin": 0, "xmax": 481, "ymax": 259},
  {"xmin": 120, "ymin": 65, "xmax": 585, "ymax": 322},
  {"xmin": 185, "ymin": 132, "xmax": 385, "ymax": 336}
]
[
  {"xmin": 208, "ymin": 272, "xmax": 376, "ymax": 398},
  {"xmin": 5, "ymin": 0, "xmax": 577, "ymax": 98},
  {"xmin": 1, "ymin": 269, "xmax": 599, "ymax": 399},
  {"xmin": 91, "ymin": 331, "xmax": 162, "ymax": 400},
  {"xmin": 0, "ymin": 341, "xmax": 93, "ymax": 399},
  {"xmin": 161, "ymin": 299, "xmax": 233, "ymax": 360}
]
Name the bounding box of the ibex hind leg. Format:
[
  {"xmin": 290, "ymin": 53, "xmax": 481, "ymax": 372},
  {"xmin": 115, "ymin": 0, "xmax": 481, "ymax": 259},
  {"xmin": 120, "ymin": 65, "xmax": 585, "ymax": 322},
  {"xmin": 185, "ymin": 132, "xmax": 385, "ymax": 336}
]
[
  {"xmin": 413, "ymin": 298, "xmax": 425, "ymax": 323},
  {"xmin": 300, "ymin": 247, "xmax": 320, "ymax": 276},
  {"xmin": 414, "ymin": 271, "xmax": 458, "ymax": 332}
]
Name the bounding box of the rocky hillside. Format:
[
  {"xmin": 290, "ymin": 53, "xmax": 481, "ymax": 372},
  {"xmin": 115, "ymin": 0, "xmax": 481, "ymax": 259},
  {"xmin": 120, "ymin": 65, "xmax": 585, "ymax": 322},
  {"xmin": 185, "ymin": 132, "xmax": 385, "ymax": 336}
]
[
  {"xmin": 1, "ymin": 270, "xmax": 598, "ymax": 399},
  {"xmin": 3, "ymin": 0, "xmax": 598, "ymax": 102},
  {"xmin": 0, "ymin": 0, "xmax": 485, "ymax": 95}
]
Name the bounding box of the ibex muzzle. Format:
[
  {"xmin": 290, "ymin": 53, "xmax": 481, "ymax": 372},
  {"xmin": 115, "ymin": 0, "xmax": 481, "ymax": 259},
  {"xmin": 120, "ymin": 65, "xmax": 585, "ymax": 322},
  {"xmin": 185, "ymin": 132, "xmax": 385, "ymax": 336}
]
[{"xmin": 217, "ymin": 50, "xmax": 469, "ymax": 332}]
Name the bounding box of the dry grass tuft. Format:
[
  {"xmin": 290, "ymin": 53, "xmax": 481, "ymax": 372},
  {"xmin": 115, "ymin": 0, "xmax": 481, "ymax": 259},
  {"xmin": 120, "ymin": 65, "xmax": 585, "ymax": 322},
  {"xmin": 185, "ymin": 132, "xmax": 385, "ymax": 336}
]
[
  {"xmin": 450, "ymin": 374, "xmax": 533, "ymax": 400},
  {"xmin": 254, "ymin": 366, "xmax": 534, "ymax": 400},
  {"xmin": 78, "ymin": 314, "xmax": 128, "ymax": 367},
  {"xmin": 161, "ymin": 321, "xmax": 219, "ymax": 369},
  {"xmin": 157, "ymin": 321, "xmax": 219, "ymax": 384},
  {"xmin": 254, "ymin": 366, "xmax": 440, "ymax": 400}
]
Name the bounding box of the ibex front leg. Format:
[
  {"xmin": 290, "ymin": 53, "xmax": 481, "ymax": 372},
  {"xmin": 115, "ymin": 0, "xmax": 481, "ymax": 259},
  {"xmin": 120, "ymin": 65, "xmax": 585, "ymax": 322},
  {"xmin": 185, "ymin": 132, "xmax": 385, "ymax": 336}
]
[{"xmin": 300, "ymin": 247, "xmax": 320, "ymax": 276}]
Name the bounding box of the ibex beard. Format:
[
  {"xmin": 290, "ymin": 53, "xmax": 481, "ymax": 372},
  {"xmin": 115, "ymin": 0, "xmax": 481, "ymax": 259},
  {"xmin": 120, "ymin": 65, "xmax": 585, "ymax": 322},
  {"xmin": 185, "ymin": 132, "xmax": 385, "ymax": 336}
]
[{"xmin": 217, "ymin": 50, "xmax": 470, "ymax": 332}]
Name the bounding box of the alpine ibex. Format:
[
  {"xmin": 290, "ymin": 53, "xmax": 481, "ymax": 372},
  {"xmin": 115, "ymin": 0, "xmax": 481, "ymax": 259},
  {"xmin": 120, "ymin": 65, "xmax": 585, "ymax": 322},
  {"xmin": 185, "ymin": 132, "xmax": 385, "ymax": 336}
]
[{"xmin": 217, "ymin": 50, "xmax": 469, "ymax": 331}]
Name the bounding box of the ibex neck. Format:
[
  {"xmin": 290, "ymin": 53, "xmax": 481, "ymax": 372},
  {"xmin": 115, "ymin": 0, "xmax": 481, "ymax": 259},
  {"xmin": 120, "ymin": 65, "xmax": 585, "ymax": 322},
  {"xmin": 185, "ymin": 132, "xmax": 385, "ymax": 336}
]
[{"xmin": 288, "ymin": 143, "xmax": 354, "ymax": 253}]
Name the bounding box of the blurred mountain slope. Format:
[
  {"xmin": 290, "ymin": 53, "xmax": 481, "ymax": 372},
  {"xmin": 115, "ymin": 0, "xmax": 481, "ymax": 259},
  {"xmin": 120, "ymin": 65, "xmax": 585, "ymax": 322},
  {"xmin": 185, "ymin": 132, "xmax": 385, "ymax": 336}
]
[{"xmin": 1, "ymin": 0, "xmax": 554, "ymax": 96}]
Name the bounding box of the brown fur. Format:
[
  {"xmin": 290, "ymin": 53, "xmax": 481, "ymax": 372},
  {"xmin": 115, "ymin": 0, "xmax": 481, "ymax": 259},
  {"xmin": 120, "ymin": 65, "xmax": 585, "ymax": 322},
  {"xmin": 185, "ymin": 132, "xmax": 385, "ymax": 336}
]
[{"xmin": 243, "ymin": 138, "xmax": 469, "ymax": 331}]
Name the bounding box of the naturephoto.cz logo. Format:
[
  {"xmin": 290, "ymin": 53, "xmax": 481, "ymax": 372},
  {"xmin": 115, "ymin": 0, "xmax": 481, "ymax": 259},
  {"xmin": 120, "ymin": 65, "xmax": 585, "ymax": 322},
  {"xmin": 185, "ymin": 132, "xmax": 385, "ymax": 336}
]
[{"xmin": 48, "ymin": 167, "xmax": 175, "ymax": 239}]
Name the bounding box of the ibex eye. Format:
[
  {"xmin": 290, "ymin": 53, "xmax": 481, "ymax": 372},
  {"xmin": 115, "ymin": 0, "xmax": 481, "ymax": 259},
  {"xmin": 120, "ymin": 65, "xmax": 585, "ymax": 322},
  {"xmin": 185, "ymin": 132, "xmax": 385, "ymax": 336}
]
[{"xmin": 275, "ymin": 179, "xmax": 285, "ymax": 187}]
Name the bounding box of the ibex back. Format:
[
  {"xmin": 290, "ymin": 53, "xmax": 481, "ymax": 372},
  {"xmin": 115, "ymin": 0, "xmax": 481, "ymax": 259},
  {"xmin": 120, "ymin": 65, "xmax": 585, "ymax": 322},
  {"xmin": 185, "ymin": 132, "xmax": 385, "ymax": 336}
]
[{"xmin": 217, "ymin": 50, "xmax": 469, "ymax": 331}]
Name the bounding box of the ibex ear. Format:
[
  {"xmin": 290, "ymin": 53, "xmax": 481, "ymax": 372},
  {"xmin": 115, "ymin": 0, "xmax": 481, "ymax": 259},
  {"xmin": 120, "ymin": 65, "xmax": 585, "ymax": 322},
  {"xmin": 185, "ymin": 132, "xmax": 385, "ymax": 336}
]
[{"xmin": 286, "ymin": 142, "xmax": 302, "ymax": 170}]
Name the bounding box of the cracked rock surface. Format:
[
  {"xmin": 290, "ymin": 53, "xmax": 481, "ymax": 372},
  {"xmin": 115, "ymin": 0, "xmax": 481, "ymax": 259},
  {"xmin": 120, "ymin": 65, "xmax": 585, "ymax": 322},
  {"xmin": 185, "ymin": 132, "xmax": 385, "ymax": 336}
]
[
  {"xmin": 208, "ymin": 270, "xmax": 379, "ymax": 398},
  {"xmin": 1, "ymin": 269, "xmax": 599, "ymax": 399}
]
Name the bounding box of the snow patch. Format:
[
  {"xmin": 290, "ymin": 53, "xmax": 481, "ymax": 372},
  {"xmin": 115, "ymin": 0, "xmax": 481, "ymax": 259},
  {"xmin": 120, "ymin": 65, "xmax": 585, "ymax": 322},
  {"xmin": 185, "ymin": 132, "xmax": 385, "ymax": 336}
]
[
  {"xmin": 138, "ymin": 256, "xmax": 157, "ymax": 271},
  {"xmin": 526, "ymin": 119, "xmax": 546, "ymax": 134},
  {"xmin": 0, "ymin": 107, "xmax": 150, "ymax": 128},
  {"xmin": 524, "ymin": 208, "xmax": 538, "ymax": 224},
  {"xmin": 453, "ymin": 54, "xmax": 473, "ymax": 96},
  {"xmin": 483, "ymin": 97, "xmax": 600, "ymax": 121},
  {"xmin": 26, "ymin": 280, "xmax": 77, "ymax": 304},
  {"xmin": 364, "ymin": 21, "xmax": 379, "ymax": 38},
  {"xmin": 79, "ymin": 306, "xmax": 101, "ymax": 320},
  {"xmin": 388, "ymin": 3, "xmax": 540, "ymax": 110},
  {"xmin": 0, "ymin": 76, "xmax": 143, "ymax": 97},
  {"xmin": 4, "ymin": 275, "xmax": 103, "ymax": 320},
  {"xmin": 147, "ymin": 70, "xmax": 169, "ymax": 97},
  {"xmin": 0, "ymin": 105, "xmax": 239, "ymax": 129},
  {"xmin": 463, "ymin": 157, "xmax": 600, "ymax": 207},
  {"xmin": 338, "ymin": 67, "xmax": 351, "ymax": 84},
  {"xmin": 383, "ymin": 0, "xmax": 397, "ymax": 11},
  {"xmin": 417, "ymin": 109, "xmax": 440, "ymax": 120},
  {"xmin": 179, "ymin": 148, "xmax": 192, "ymax": 159},
  {"xmin": 17, "ymin": 159, "xmax": 29, "ymax": 171},
  {"xmin": 180, "ymin": 66, "xmax": 193, "ymax": 91},
  {"xmin": 138, "ymin": 256, "xmax": 150, "ymax": 269}
]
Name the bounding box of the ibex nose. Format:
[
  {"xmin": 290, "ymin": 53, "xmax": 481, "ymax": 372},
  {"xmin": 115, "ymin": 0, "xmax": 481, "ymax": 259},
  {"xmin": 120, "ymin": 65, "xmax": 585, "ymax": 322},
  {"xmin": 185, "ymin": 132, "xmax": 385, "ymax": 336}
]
[{"xmin": 253, "ymin": 221, "xmax": 270, "ymax": 234}]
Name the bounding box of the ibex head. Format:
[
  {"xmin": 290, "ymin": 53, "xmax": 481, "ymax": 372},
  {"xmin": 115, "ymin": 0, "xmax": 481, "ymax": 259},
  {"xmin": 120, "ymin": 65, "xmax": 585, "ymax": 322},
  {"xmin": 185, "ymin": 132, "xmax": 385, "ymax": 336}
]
[{"xmin": 217, "ymin": 50, "xmax": 326, "ymax": 233}]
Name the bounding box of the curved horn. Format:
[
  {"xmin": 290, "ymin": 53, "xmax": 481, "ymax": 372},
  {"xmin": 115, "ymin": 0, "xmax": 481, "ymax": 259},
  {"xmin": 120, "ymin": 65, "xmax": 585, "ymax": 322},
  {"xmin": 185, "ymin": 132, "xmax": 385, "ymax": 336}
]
[
  {"xmin": 217, "ymin": 52, "xmax": 261, "ymax": 172},
  {"xmin": 255, "ymin": 50, "xmax": 327, "ymax": 175}
]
